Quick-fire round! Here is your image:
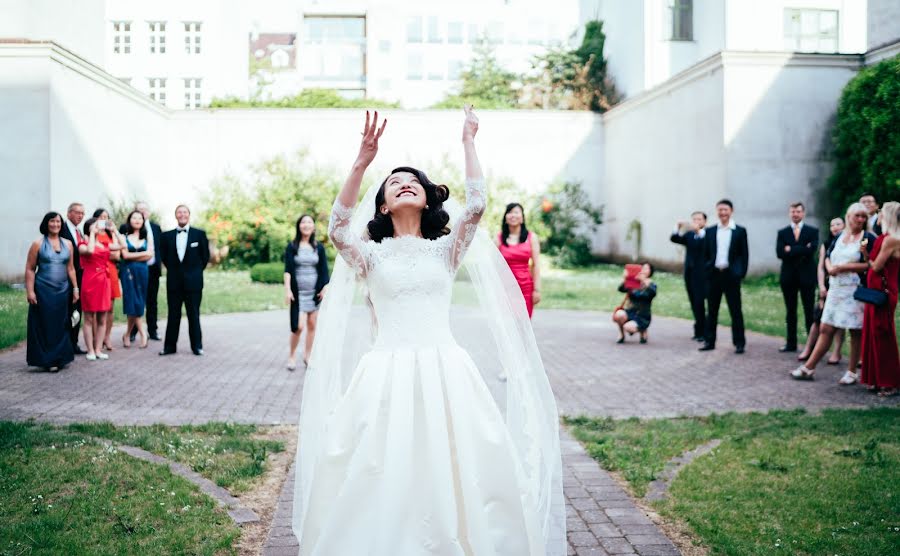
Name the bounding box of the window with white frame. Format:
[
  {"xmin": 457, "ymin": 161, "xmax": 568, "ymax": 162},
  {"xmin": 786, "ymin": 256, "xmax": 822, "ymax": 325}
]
[
  {"xmin": 302, "ymin": 16, "xmax": 366, "ymax": 83},
  {"xmin": 149, "ymin": 21, "xmax": 167, "ymax": 54},
  {"xmin": 784, "ymin": 9, "xmax": 839, "ymax": 52},
  {"xmin": 527, "ymin": 20, "xmax": 543, "ymax": 45},
  {"xmin": 468, "ymin": 23, "xmax": 481, "ymax": 44},
  {"xmin": 112, "ymin": 21, "xmax": 132, "ymax": 54},
  {"xmin": 184, "ymin": 22, "xmax": 202, "ymax": 54},
  {"xmin": 668, "ymin": 0, "xmax": 693, "ymax": 41},
  {"xmin": 184, "ymin": 78, "xmax": 202, "ymax": 109},
  {"xmin": 448, "ymin": 21, "xmax": 463, "ymax": 44},
  {"xmin": 427, "ymin": 16, "xmax": 442, "ymax": 43},
  {"xmin": 407, "ymin": 51, "xmax": 423, "ymax": 80},
  {"xmin": 148, "ymin": 78, "xmax": 166, "ymax": 104},
  {"xmin": 448, "ymin": 59, "xmax": 464, "ymax": 80},
  {"xmin": 487, "ymin": 21, "xmax": 504, "ymax": 44},
  {"xmin": 407, "ymin": 16, "xmax": 423, "ymax": 43}
]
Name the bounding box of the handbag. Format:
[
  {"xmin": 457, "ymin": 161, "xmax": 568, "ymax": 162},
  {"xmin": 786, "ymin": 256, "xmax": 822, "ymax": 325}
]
[
  {"xmin": 853, "ymin": 269, "xmax": 888, "ymax": 307},
  {"xmin": 612, "ymin": 293, "xmax": 629, "ymax": 321}
]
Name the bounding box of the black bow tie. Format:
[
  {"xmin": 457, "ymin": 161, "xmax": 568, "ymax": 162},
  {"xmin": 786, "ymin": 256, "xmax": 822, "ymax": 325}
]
[{"xmin": 177, "ymin": 229, "xmax": 187, "ymax": 234}]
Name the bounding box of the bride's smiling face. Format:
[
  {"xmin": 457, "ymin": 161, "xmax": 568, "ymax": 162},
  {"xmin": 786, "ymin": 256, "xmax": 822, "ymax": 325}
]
[{"xmin": 381, "ymin": 171, "xmax": 426, "ymax": 214}]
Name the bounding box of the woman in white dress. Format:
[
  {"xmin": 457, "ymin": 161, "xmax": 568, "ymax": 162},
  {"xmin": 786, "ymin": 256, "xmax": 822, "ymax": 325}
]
[{"xmin": 292, "ymin": 108, "xmax": 564, "ymax": 555}]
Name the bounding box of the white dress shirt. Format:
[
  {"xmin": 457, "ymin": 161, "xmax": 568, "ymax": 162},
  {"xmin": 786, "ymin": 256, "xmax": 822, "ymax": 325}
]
[
  {"xmin": 176, "ymin": 225, "xmax": 190, "ymax": 262},
  {"xmin": 715, "ymin": 220, "xmax": 737, "ymax": 269}
]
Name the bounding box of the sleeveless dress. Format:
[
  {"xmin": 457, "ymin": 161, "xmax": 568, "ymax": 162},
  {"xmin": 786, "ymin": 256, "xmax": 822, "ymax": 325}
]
[
  {"xmin": 820, "ymin": 231, "xmax": 865, "ymax": 330},
  {"xmin": 26, "ymin": 237, "xmax": 74, "ymax": 368},
  {"xmin": 498, "ymin": 232, "xmax": 535, "ymax": 317},
  {"xmin": 121, "ymin": 236, "xmax": 149, "ymax": 317},
  {"xmin": 96, "ymin": 232, "xmax": 121, "ymax": 300},
  {"xmin": 79, "ymin": 238, "xmax": 112, "ymax": 313},
  {"xmin": 294, "ymin": 245, "xmax": 319, "ymax": 313},
  {"xmin": 860, "ymin": 234, "xmax": 900, "ymax": 389},
  {"xmin": 298, "ymin": 178, "xmax": 546, "ymax": 555}
]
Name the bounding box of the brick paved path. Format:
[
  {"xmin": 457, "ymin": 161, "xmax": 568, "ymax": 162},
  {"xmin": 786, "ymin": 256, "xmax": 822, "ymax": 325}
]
[{"xmin": 1, "ymin": 308, "xmax": 895, "ymax": 555}]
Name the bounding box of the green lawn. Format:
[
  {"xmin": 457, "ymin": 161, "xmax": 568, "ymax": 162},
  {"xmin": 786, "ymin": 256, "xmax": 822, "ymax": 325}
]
[
  {"xmin": 0, "ymin": 421, "xmax": 249, "ymax": 555},
  {"xmin": 565, "ymin": 408, "xmax": 900, "ymax": 556},
  {"xmin": 0, "ymin": 285, "xmax": 28, "ymax": 350}
]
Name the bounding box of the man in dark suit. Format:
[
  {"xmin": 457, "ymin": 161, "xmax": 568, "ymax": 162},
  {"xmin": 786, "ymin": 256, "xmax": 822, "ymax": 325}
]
[
  {"xmin": 776, "ymin": 202, "xmax": 819, "ymax": 352},
  {"xmin": 159, "ymin": 204, "xmax": 209, "ymax": 356},
  {"xmin": 122, "ymin": 202, "xmax": 163, "ymax": 342},
  {"xmin": 59, "ymin": 202, "xmax": 86, "ymax": 354},
  {"xmin": 860, "ymin": 193, "xmax": 882, "ymax": 235},
  {"xmin": 670, "ymin": 211, "xmax": 708, "ymax": 341},
  {"xmin": 699, "ymin": 199, "xmax": 749, "ymax": 354}
]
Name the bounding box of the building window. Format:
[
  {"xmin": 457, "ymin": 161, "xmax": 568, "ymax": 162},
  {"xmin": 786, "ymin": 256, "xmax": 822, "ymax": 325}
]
[
  {"xmin": 112, "ymin": 21, "xmax": 131, "ymax": 54},
  {"xmin": 407, "ymin": 51, "xmax": 423, "ymax": 80},
  {"xmin": 527, "ymin": 20, "xmax": 543, "ymax": 45},
  {"xmin": 448, "ymin": 59, "xmax": 464, "ymax": 80},
  {"xmin": 184, "ymin": 21, "xmax": 202, "ymax": 54},
  {"xmin": 448, "ymin": 21, "xmax": 463, "ymax": 44},
  {"xmin": 784, "ymin": 9, "xmax": 839, "ymax": 52},
  {"xmin": 669, "ymin": 0, "xmax": 693, "ymax": 41},
  {"xmin": 148, "ymin": 78, "xmax": 166, "ymax": 105},
  {"xmin": 149, "ymin": 21, "xmax": 167, "ymax": 54},
  {"xmin": 427, "ymin": 16, "xmax": 442, "ymax": 43},
  {"xmin": 302, "ymin": 16, "xmax": 366, "ymax": 83},
  {"xmin": 184, "ymin": 78, "xmax": 202, "ymax": 109},
  {"xmin": 487, "ymin": 21, "xmax": 504, "ymax": 44},
  {"xmin": 468, "ymin": 23, "xmax": 481, "ymax": 44},
  {"xmin": 407, "ymin": 16, "xmax": 423, "ymax": 43}
]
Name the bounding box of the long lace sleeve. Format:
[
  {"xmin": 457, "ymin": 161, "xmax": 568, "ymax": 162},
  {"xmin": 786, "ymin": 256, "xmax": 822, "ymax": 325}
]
[
  {"xmin": 447, "ymin": 178, "xmax": 487, "ymax": 271},
  {"xmin": 328, "ymin": 199, "xmax": 369, "ymax": 276}
]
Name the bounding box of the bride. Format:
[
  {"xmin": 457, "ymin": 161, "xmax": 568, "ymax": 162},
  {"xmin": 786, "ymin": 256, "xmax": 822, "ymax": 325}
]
[{"xmin": 293, "ymin": 107, "xmax": 564, "ymax": 555}]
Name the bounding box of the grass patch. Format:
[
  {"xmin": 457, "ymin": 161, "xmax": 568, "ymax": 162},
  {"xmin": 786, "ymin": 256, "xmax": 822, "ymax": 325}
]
[
  {"xmin": 0, "ymin": 421, "xmax": 239, "ymax": 555},
  {"xmin": 68, "ymin": 421, "xmax": 284, "ymax": 494},
  {"xmin": 565, "ymin": 408, "xmax": 900, "ymax": 556},
  {"xmin": 0, "ymin": 285, "xmax": 28, "ymax": 350}
]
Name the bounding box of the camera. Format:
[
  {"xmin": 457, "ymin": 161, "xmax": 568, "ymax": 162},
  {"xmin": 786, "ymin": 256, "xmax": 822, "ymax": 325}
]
[{"xmin": 97, "ymin": 221, "xmax": 107, "ymax": 230}]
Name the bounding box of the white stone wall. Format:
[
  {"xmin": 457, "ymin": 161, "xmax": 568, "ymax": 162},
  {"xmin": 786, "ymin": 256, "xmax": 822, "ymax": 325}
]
[{"xmin": 866, "ymin": 0, "xmax": 900, "ymax": 49}]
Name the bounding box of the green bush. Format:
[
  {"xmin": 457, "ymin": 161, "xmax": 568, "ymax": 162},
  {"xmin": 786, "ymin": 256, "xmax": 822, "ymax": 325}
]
[
  {"xmin": 250, "ymin": 262, "xmax": 284, "ymax": 284},
  {"xmin": 209, "ymin": 88, "xmax": 399, "ymax": 109},
  {"xmin": 828, "ymin": 54, "xmax": 900, "ymax": 213},
  {"xmin": 538, "ymin": 181, "xmax": 603, "ymax": 267}
]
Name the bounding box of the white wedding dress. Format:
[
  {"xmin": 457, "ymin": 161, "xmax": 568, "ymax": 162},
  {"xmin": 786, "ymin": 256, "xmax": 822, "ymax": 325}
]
[{"xmin": 294, "ymin": 178, "xmax": 560, "ymax": 555}]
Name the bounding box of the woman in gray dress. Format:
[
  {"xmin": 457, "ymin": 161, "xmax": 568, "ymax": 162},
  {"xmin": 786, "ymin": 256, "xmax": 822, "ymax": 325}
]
[
  {"xmin": 25, "ymin": 212, "xmax": 79, "ymax": 370},
  {"xmin": 283, "ymin": 214, "xmax": 330, "ymax": 370}
]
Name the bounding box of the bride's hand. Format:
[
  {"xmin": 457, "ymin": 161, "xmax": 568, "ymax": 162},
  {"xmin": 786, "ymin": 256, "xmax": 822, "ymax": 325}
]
[
  {"xmin": 462, "ymin": 104, "xmax": 478, "ymax": 143},
  {"xmin": 356, "ymin": 110, "xmax": 387, "ymax": 167}
]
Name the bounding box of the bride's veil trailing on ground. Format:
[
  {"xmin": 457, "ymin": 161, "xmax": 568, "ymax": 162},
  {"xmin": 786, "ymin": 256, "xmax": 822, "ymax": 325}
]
[{"xmin": 293, "ymin": 181, "xmax": 565, "ymax": 555}]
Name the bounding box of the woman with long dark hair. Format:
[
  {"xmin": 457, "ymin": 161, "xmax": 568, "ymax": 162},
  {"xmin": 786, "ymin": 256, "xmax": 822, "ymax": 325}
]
[
  {"xmin": 496, "ymin": 202, "xmax": 542, "ymax": 318},
  {"xmin": 78, "ymin": 216, "xmax": 123, "ymax": 360},
  {"xmin": 283, "ymin": 214, "xmax": 330, "ymax": 370},
  {"xmin": 92, "ymin": 208, "xmax": 122, "ymax": 351},
  {"xmin": 120, "ymin": 210, "xmax": 154, "ymax": 348}
]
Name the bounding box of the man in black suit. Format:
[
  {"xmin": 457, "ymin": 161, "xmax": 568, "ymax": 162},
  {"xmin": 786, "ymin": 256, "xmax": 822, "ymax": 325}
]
[
  {"xmin": 775, "ymin": 202, "xmax": 819, "ymax": 352},
  {"xmin": 670, "ymin": 211, "xmax": 708, "ymax": 341},
  {"xmin": 699, "ymin": 199, "xmax": 749, "ymax": 354},
  {"xmin": 159, "ymin": 204, "xmax": 210, "ymax": 356},
  {"xmin": 59, "ymin": 202, "xmax": 86, "ymax": 354},
  {"xmin": 122, "ymin": 202, "xmax": 163, "ymax": 342},
  {"xmin": 860, "ymin": 193, "xmax": 882, "ymax": 235}
]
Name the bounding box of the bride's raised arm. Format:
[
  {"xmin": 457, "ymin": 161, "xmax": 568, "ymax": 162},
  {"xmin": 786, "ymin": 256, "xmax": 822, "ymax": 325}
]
[
  {"xmin": 329, "ymin": 111, "xmax": 387, "ymax": 276},
  {"xmin": 449, "ymin": 105, "xmax": 486, "ymax": 270}
]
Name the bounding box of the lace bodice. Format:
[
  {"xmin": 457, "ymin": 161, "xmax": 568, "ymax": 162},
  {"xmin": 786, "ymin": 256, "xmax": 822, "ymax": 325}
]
[{"xmin": 329, "ymin": 178, "xmax": 486, "ymax": 348}]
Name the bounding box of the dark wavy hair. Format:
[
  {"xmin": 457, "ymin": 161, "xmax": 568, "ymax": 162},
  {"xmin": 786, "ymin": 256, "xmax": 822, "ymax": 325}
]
[
  {"xmin": 124, "ymin": 210, "xmax": 147, "ymax": 240},
  {"xmin": 367, "ymin": 166, "xmax": 450, "ymax": 243},
  {"xmin": 500, "ymin": 203, "xmax": 528, "ymax": 246},
  {"xmin": 39, "ymin": 212, "xmax": 63, "ymax": 236},
  {"xmin": 292, "ymin": 214, "xmax": 317, "ymax": 248}
]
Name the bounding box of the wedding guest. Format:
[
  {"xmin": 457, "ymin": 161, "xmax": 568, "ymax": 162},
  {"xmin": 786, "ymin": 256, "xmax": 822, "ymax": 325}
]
[
  {"xmin": 122, "ymin": 202, "xmax": 162, "ymax": 342},
  {"xmin": 670, "ymin": 211, "xmax": 707, "ymax": 341},
  {"xmin": 798, "ymin": 218, "xmax": 845, "ymax": 364},
  {"xmin": 496, "ymin": 202, "xmax": 542, "ymax": 318},
  {"xmin": 700, "ymin": 199, "xmax": 749, "ymax": 354},
  {"xmin": 791, "ymin": 203, "xmax": 874, "ymax": 382},
  {"xmin": 25, "ymin": 212, "xmax": 78, "ymax": 371},
  {"xmin": 78, "ymin": 216, "xmax": 123, "ymax": 360},
  {"xmin": 860, "ymin": 202, "xmax": 900, "ymax": 397},
  {"xmin": 776, "ymin": 202, "xmax": 819, "ymax": 352},
  {"xmin": 612, "ymin": 263, "xmax": 657, "ymax": 344},
  {"xmin": 120, "ymin": 210, "xmax": 154, "ymax": 348},
  {"xmin": 159, "ymin": 205, "xmax": 210, "ymax": 356},
  {"xmin": 59, "ymin": 202, "xmax": 86, "ymax": 354},
  {"xmin": 860, "ymin": 193, "xmax": 882, "ymax": 235},
  {"xmin": 283, "ymin": 215, "xmax": 330, "ymax": 370},
  {"xmin": 92, "ymin": 208, "xmax": 121, "ymax": 351}
]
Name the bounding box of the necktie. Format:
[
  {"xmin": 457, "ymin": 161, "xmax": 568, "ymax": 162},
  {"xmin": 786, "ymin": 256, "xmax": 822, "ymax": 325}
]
[
  {"xmin": 793, "ymin": 226, "xmax": 800, "ymax": 241},
  {"xmin": 76, "ymin": 229, "xmax": 83, "ymax": 242}
]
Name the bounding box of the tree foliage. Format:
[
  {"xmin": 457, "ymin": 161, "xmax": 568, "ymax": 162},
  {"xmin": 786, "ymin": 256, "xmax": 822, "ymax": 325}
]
[
  {"xmin": 828, "ymin": 54, "xmax": 900, "ymax": 212},
  {"xmin": 210, "ymin": 88, "xmax": 399, "ymax": 109},
  {"xmin": 538, "ymin": 181, "xmax": 603, "ymax": 267},
  {"xmin": 433, "ymin": 43, "xmax": 520, "ymax": 109}
]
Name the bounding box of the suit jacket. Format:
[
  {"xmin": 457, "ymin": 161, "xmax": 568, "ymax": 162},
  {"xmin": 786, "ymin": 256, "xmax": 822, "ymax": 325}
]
[
  {"xmin": 160, "ymin": 226, "xmax": 210, "ymax": 292},
  {"xmin": 120, "ymin": 221, "xmax": 163, "ymax": 270},
  {"xmin": 59, "ymin": 221, "xmax": 82, "ymax": 273},
  {"xmin": 776, "ymin": 223, "xmax": 819, "ymax": 286},
  {"xmin": 703, "ymin": 223, "xmax": 750, "ymax": 279},
  {"xmin": 283, "ymin": 242, "xmax": 330, "ymax": 306},
  {"xmin": 670, "ymin": 230, "xmax": 706, "ymax": 273}
]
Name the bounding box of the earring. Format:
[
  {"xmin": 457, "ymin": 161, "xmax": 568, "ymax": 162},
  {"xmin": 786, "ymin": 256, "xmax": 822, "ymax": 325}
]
[{"xmin": 425, "ymin": 204, "xmax": 430, "ymax": 209}]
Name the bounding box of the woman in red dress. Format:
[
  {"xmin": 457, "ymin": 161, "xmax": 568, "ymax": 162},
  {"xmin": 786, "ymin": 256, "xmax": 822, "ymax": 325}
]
[
  {"xmin": 496, "ymin": 203, "xmax": 541, "ymax": 318},
  {"xmin": 93, "ymin": 208, "xmax": 122, "ymax": 351},
  {"xmin": 78, "ymin": 217, "xmax": 122, "ymax": 360},
  {"xmin": 860, "ymin": 201, "xmax": 900, "ymax": 396}
]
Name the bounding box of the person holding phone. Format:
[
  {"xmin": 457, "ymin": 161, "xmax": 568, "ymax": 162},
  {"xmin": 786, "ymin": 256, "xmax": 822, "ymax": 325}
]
[
  {"xmin": 670, "ymin": 211, "xmax": 707, "ymax": 341},
  {"xmin": 92, "ymin": 208, "xmax": 122, "ymax": 351},
  {"xmin": 612, "ymin": 263, "xmax": 657, "ymax": 344},
  {"xmin": 78, "ymin": 216, "xmax": 123, "ymax": 360}
]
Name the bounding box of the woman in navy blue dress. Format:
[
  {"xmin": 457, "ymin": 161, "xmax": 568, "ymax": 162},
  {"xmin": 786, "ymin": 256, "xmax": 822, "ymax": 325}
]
[{"xmin": 119, "ymin": 210, "xmax": 154, "ymax": 348}]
